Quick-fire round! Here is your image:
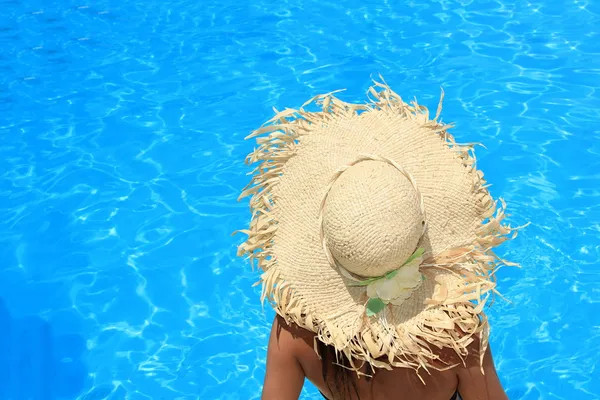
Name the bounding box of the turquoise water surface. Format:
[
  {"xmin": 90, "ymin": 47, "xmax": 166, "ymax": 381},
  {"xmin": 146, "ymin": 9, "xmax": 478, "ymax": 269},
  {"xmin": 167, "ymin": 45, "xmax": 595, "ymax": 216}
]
[{"xmin": 0, "ymin": 0, "xmax": 599, "ymax": 399}]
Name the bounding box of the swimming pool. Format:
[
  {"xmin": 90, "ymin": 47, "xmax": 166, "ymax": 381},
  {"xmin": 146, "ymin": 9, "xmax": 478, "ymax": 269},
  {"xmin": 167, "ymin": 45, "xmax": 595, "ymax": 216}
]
[{"xmin": 0, "ymin": 0, "xmax": 598, "ymax": 398}]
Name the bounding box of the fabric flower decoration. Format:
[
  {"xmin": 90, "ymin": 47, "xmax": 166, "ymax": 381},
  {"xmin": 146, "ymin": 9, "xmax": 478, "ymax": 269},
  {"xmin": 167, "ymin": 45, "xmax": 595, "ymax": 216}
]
[{"xmin": 341, "ymin": 248, "xmax": 425, "ymax": 316}]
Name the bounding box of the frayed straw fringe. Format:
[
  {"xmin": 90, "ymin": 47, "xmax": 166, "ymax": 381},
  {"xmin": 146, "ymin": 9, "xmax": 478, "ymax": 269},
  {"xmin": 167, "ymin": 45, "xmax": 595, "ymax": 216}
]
[{"xmin": 236, "ymin": 76, "xmax": 523, "ymax": 378}]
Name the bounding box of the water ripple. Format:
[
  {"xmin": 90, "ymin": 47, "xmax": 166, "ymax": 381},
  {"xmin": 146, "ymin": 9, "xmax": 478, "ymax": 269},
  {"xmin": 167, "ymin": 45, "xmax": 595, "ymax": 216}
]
[{"xmin": 0, "ymin": 0, "xmax": 598, "ymax": 399}]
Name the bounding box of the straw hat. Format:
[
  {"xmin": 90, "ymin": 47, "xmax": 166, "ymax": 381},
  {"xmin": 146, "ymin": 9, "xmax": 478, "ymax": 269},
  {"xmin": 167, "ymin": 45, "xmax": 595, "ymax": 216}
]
[{"xmin": 237, "ymin": 78, "xmax": 521, "ymax": 376}]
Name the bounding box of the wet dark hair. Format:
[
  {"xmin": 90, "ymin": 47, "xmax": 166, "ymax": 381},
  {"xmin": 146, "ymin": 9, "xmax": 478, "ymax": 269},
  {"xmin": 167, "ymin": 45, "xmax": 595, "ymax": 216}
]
[{"xmin": 317, "ymin": 339, "xmax": 366, "ymax": 399}]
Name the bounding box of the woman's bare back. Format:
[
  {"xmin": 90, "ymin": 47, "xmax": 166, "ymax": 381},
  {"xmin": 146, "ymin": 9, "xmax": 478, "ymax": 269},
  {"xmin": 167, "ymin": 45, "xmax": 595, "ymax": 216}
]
[{"xmin": 262, "ymin": 316, "xmax": 508, "ymax": 400}]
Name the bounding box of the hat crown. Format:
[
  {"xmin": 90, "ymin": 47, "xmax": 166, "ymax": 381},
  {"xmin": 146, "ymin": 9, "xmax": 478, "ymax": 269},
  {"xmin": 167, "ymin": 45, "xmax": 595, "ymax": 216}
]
[{"xmin": 321, "ymin": 160, "xmax": 425, "ymax": 278}]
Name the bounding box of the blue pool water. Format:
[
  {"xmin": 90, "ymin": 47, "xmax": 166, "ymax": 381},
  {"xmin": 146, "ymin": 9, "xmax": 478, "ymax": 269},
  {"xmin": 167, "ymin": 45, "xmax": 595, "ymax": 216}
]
[{"xmin": 0, "ymin": 0, "xmax": 599, "ymax": 399}]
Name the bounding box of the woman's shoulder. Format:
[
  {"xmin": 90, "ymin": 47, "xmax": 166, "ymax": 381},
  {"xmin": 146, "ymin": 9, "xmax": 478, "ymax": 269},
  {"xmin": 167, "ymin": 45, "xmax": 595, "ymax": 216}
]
[{"xmin": 271, "ymin": 315, "xmax": 318, "ymax": 356}]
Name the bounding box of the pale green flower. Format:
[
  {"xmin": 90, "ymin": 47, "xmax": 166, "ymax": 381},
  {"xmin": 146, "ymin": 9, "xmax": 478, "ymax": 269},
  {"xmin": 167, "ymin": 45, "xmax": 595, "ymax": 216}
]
[
  {"xmin": 341, "ymin": 248, "xmax": 425, "ymax": 316},
  {"xmin": 366, "ymin": 259, "xmax": 422, "ymax": 305}
]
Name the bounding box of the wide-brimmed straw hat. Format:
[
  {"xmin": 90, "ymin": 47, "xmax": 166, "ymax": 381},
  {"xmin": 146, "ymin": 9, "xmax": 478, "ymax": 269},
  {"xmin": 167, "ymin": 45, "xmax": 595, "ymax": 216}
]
[{"xmin": 237, "ymin": 78, "xmax": 521, "ymax": 376}]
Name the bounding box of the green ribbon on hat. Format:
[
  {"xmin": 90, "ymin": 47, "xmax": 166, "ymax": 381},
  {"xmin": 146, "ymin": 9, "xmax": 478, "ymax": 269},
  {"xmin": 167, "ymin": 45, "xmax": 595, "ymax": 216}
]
[{"xmin": 349, "ymin": 247, "xmax": 425, "ymax": 287}]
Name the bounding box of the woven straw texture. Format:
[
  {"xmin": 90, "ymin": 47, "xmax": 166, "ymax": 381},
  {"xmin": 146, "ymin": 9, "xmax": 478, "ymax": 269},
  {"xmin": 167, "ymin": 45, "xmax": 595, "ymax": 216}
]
[{"xmin": 237, "ymin": 78, "xmax": 520, "ymax": 376}]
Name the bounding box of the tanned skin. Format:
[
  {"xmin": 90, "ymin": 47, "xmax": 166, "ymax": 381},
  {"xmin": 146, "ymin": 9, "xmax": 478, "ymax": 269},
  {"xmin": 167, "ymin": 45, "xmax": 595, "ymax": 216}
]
[{"xmin": 262, "ymin": 315, "xmax": 509, "ymax": 400}]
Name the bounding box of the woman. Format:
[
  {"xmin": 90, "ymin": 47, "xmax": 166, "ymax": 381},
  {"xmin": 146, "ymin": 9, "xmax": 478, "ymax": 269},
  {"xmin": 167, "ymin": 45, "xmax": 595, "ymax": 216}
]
[{"xmin": 237, "ymin": 79, "xmax": 521, "ymax": 399}]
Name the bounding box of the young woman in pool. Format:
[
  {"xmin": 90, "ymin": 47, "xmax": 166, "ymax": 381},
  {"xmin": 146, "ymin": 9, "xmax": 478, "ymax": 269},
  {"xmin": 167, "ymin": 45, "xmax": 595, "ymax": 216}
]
[{"xmin": 238, "ymin": 79, "xmax": 521, "ymax": 399}]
